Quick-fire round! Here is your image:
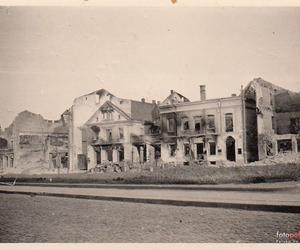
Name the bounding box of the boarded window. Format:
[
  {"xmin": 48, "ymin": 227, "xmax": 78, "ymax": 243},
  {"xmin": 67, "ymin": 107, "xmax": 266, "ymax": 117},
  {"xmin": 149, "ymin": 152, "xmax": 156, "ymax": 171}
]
[
  {"xmin": 225, "ymin": 113, "xmax": 233, "ymax": 132},
  {"xmin": 207, "ymin": 115, "xmax": 215, "ymax": 132},
  {"xmin": 169, "ymin": 144, "xmax": 176, "ymax": 157},
  {"xmin": 184, "ymin": 144, "xmax": 190, "ymax": 156},
  {"xmin": 209, "ymin": 142, "xmax": 216, "ymax": 155},
  {"xmin": 290, "ymin": 117, "xmax": 300, "ymax": 134},
  {"xmin": 277, "ymin": 140, "xmax": 292, "ymax": 153},
  {"xmin": 167, "ymin": 118, "xmax": 176, "ymax": 132}
]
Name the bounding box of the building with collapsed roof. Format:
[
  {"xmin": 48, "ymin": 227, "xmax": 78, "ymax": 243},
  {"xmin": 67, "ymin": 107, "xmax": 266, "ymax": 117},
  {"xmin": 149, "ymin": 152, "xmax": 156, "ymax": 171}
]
[{"xmin": 0, "ymin": 110, "xmax": 70, "ymax": 173}]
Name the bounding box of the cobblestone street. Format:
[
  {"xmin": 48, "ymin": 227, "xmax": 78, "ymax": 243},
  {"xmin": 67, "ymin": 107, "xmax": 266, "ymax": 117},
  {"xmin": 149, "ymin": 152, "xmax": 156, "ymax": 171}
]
[{"xmin": 0, "ymin": 193, "xmax": 299, "ymax": 243}]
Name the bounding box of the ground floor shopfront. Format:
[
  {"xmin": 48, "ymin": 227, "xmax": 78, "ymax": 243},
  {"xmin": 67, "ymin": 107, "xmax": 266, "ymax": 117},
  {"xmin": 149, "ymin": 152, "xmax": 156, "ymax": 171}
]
[
  {"xmin": 86, "ymin": 142, "xmax": 162, "ymax": 170},
  {"xmin": 160, "ymin": 134, "xmax": 245, "ymax": 165}
]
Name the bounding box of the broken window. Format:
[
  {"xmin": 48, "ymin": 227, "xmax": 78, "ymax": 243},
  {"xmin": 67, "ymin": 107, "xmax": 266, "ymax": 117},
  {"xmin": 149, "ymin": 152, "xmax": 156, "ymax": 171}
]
[
  {"xmin": 119, "ymin": 128, "xmax": 124, "ymax": 139},
  {"xmin": 167, "ymin": 118, "xmax": 176, "ymax": 133},
  {"xmin": 194, "ymin": 116, "xmax": 202, "ymax": 133},
  {"xmin": 154, "ymin": 144, "xmax": 161, "ymax": 159},
  {"xmin": 182, "ymin": 118, "xmax": 189, "ymax": 131},
  {"xmin": 277, "ymin": 139, "xmax": 292, "ymax": 153},
  {"xmin": 206, "ymin": 115, "xmax": 215, "ymax": 133},
  {"xmin": 209, "ymin": 142, "xmax": 216, "ymax": 155},
  {"xmin": 290, "ymin": 117, "xmax": 300, "ymax": 134},
  {"xmin": 184, "ymin": 144, "xmax": 190, "ymax": 156},
  {"xmin": 225, "ymin": 113, "xmax": 233, "ymax": 132},
  {"xmin": 106, "ymin": 129, "xmax": 113, "ymax": 142},
  {"xmin": 91, "ymin": 126, "xmax": 100, "ymax": 140},
  {"xmin": 169, "ymin": 144, "xmax": 176, "ymax": 157}
]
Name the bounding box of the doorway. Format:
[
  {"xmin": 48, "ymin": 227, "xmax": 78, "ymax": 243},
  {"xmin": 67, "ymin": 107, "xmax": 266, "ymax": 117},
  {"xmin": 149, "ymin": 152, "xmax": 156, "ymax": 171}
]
[
  {"xmin": 226, "ymin": 136, "xmax": 236, "ymax": 161},
  {"xmin": 196, "ymin": 143, "xmax": 204, "ymax": 160}
]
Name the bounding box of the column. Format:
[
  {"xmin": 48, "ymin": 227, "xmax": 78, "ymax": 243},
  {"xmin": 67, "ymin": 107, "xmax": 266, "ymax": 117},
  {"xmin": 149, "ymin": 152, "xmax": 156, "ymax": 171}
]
[
  {"xmin": 292, "ymin": 136, "xmax": 297, "ymax": 153},
  {"xmin": 139, "ymin": 146, "xmax": 144, "ymax": 163},
  {"xmin": 87, "ymin": 145, "xmax": 96, "ymax": 170},
  {"xmin": 100, "ymin": 147, "xmax": 107, "ymax": 162},
  {"xmin": 273, "ymin": 140, "xmax": 278, "ymax": 155},
  {"xmin": 112, "ymin": 148, "xmax": 118, "ymax": 163}
]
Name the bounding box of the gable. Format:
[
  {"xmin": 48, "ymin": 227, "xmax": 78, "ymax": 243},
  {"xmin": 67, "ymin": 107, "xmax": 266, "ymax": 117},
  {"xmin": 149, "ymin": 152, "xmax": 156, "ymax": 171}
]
[
  {"xmin": 161, "ymin": 92, "xmax": 190, "ymax": 105},
  {"xmin": 85, "ymin": 101, "xmax": 131, "ymax": 125}
]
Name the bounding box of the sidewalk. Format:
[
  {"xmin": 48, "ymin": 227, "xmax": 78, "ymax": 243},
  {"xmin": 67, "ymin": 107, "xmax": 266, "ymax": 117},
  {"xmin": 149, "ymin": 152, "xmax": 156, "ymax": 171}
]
[
  {"xmin": 0, "ymin": 184, "xmax": 299, "ymax": 213},
  {"xmin": 12, "ymin": 180, "xmax": 300, "ymax": 192}
]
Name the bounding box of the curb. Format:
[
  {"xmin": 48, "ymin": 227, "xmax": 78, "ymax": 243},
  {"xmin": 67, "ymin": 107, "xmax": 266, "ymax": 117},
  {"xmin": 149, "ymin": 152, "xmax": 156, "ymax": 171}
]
[
  {"xmin": 13, "ymin": 182, "xmax": 296, "ymax": 192},
  {"xmin": 1, "ymin": 189, "xmax": 300, "ymax": 214}
]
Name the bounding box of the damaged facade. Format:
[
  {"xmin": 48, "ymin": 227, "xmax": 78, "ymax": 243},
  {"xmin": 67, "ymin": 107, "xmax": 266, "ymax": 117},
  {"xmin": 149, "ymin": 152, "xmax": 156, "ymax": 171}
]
[
  {"xmin": 244, "ymin": 78, "xmax": 300, "ymax": 162},
  {"xmin": 69, "ymin": 89, "xmax": 156, "ymax": 171},
  {"xmin": 67, "ymin": 78, "xmax": 300, "ymax": 171},
  {"xmin": 1, "ymin": 77, "xmax": 299, "ymax": 173},
  {"xmin": 156, "ymin": 88, "xmax": 245, "ymax": 165},
  {"xmin": 0, "ymin": 110, "xmax": 70, "ymax": 173}
]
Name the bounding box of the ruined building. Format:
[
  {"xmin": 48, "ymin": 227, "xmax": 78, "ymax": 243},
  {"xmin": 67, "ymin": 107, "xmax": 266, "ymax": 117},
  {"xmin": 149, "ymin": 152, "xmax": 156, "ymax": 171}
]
[
  {"xmin": 69, "ymin": 89, "xmax": 156, "ymax": 171},
  {"xmin": 153, "ymin": 77, "xmax": 300, "ymax": 165},
  {"xmin": 1, "ymin": 77, "xmax": 299, "ymax": 173},
  {"xmin": 156, "ymin": 87, "xmax": 245, "ymax": 165},
  {"xmin": 68, "ymin": 78, "xmax": 300, "ymax": 171},
  {"xmin": 244, "ymin": 78, "xmax": 300, "ymax": 162},
  {"xmin": 0, "ymin": 110, "xmax": 70, "ymax": 173}
]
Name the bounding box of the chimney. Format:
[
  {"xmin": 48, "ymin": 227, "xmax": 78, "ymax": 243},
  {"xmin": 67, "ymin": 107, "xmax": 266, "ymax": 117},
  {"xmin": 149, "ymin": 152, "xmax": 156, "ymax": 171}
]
[
  {"xmin": 200, "ymin": 85, "xmax": 206, "ymax": 101},
  {"xmin": 231, "ymin": 93, "xmax": 237, "ymax": 97},
  {"xmin": 141, "ymin": 98, "xmax": 145, "ymax": 103},
  {"xmin": 170, "ymin": 90, "xmax": 174, "ymax": 94},
  {"xmin": 152, "ymin": 100, "xmax": 156, "ymax": 104}
]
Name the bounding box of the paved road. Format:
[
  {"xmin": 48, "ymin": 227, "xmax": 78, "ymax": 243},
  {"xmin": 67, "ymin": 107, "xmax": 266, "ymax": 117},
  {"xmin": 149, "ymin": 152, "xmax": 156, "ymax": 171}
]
[
  {"xmin": 0, "ymin": 185, "xmax": 299, "ymax": 212},
  {"xmin": 0, "ymin": 193, "xmax": 299, "ymax": 243}
]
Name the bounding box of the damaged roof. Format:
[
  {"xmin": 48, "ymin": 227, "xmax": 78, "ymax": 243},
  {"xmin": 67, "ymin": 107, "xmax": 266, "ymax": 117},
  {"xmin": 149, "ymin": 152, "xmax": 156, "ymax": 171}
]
[
  {"xmin": 161, "ymin": 91, "xmax": 190, "ymax": 105},
  {"xmin": 243, "ymin": 77, "xmax": 287, "ymax": 95},
  {"xmin": 275, "ymin": 91, "xmax": 300, "ymax": 112}
]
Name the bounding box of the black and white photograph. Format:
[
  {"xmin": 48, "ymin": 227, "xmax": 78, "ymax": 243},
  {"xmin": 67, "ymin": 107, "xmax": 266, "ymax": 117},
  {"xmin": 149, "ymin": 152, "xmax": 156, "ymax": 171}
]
[{"xmin": 0, "ymin": 0, "xmax": 299, "ymax": 245}]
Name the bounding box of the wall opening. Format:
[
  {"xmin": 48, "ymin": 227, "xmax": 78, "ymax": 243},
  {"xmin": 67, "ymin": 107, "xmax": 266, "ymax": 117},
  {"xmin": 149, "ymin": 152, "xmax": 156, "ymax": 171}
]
[
  {"xmin": 277, "ymin": 139, "xmax": 292, "ymax": 153},
  {"xmin": 226, "ymin": 136, "xmax": 236, "ymax": 162}
]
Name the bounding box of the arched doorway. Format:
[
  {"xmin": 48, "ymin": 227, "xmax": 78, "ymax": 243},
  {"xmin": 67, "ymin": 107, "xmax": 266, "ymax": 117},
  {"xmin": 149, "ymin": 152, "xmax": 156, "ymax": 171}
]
[{"xmin": 226, "ymin": 136, "xmax": 236, "ymax": 161}]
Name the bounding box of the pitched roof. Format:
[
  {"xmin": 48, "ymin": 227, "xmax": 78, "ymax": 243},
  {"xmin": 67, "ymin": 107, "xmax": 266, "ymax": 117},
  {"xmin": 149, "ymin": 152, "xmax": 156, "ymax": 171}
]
[
  {"xmin": 131, "ymin": 101, "xmax": 156, "ymax": 121},
  {"xmin": 85, "ymin": 101, "xmax": 131, "ymax": 125}
]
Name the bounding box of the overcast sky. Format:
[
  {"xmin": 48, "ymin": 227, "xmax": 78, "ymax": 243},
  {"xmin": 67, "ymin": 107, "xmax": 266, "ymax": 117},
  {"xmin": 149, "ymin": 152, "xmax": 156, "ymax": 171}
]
[{"xmin": 0, "ymin": 6, "xmax": 300, "ymax": 128}]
